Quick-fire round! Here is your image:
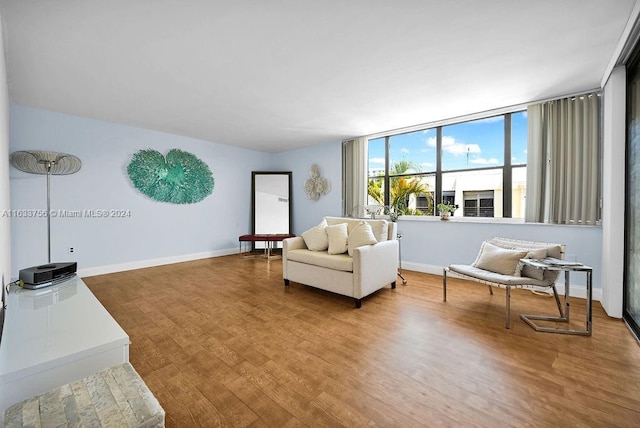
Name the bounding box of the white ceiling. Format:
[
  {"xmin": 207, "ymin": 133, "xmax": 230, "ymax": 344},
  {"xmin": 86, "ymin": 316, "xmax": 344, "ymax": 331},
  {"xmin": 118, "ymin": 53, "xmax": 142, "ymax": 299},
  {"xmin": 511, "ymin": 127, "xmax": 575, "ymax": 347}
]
[{"xmin": 0, "ymin": 0, "xmax": 636, "ymax": 152}]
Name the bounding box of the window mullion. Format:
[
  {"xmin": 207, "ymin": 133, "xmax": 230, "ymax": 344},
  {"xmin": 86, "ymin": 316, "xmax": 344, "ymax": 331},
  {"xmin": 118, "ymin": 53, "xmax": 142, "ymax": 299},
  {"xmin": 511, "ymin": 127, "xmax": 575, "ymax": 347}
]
[
  {"xmin": 384, "ymin": 136, "xmax": 390, "ymax": 207},
  {"xmin": 436, "ymin": 127, "xmax": 443, "ymax": 206},
  {"xmin": 503, "ymin": 113, "xmax": 512, "ymax": 217}
]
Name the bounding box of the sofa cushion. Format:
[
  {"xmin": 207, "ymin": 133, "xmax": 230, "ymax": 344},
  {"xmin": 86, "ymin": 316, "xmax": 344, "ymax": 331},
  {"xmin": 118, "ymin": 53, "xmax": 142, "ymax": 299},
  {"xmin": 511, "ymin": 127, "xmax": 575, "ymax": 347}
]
[
  {"xmin": 362, "ymin": 219, "xmax": 389, "ymax": 242},
  {"xmin": 287, "ymin": 249, "xmax": 353, "ymax": 272},
  {"xmin": 327, "ymin": 223, "xmax": 348, "ymax": 254},
  {"xmin": 301, "ymin": 219, "xmax": 328, "ymax": 251},
  {"xmin": 472, "ymin": 242, "xmax": 528, "ymax": 276},
  {"xmin": 325, "ymin": 217, "xmax": 389, "ymax": 242},
  {"xmin": 347, "ymin": 221, "xmax": 378, "ymax": 256}
]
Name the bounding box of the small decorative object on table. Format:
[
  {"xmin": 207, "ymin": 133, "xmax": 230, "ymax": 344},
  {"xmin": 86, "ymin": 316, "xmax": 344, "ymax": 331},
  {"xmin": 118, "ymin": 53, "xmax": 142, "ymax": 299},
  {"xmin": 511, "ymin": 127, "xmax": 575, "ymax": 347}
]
[{"xmin": 436, "ymin": 202, "xmax": 458, "ymax": 220}]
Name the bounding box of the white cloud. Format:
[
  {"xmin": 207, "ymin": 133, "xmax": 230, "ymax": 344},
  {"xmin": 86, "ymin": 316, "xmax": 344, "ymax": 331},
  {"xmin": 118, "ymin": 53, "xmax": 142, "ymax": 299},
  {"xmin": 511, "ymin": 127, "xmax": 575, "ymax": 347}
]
[
  {"xmin": 469, "ymin": 158, "xmax": 499, "ymax": 165},
  {"xmin": 400, "ymin": 148, "xmax": 410, "ymax": 154},
  {"xmin": 369, "ymin": 157, "xmax": 385, "ymax": 165},
  {"xmin": 427, "ymin": 135, "xmax": 481, "ymax": 156},
  {"xmin": 420, "ymin": 162, "xmax": 434, "ymax": 168}
]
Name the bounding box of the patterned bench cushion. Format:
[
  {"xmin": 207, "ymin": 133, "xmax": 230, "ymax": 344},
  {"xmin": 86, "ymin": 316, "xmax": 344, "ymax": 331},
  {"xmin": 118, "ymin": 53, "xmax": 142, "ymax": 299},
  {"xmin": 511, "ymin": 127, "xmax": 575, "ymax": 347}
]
[{"xmin": 4, "ymin": 363, "xmax": 164, "ymax": 428}]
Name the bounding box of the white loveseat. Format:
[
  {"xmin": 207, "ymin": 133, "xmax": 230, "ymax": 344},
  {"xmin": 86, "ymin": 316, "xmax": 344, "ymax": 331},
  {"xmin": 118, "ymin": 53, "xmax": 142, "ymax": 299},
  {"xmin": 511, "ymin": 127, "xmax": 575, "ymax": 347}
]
[{"xmin": 283, "ymin": 216, "xmax": 399, "ymax": 307}]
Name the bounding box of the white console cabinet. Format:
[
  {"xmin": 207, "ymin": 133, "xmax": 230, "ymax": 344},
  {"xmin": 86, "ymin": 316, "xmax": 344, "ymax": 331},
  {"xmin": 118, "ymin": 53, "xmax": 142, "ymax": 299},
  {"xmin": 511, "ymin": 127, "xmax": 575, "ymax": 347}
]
[{"xmin": 0, "ymin": 276, "xmax": 129, "ymax": 420}]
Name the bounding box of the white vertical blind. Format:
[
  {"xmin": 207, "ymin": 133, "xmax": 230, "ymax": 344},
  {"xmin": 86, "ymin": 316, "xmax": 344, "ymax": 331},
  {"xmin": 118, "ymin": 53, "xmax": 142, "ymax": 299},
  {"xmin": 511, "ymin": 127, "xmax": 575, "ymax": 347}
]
[
  {"xmin": 525, "ymin": 93, "xmax": 601, "ymax": 224},
  {"xmin": 342, "ymin": 137, "xmax": 368, "ymax": 217}
]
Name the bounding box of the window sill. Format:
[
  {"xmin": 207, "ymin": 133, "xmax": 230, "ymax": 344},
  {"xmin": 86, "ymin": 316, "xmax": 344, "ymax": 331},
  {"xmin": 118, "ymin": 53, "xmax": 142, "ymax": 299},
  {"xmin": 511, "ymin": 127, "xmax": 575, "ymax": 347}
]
[
  {"xmin": 392, "ymin": 215, "xmax": 524, "ymax": 224},
  {"xmin": 382, "ymin": 215, "xmax": 602, "ymax": 228}
]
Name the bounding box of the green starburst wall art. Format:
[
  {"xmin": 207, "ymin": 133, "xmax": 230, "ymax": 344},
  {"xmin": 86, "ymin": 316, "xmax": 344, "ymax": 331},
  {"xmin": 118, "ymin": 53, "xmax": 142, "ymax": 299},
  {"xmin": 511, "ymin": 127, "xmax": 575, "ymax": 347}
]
[{"xmin": 127, "ymin": 148, "xmax": 214, "ymax": 204}]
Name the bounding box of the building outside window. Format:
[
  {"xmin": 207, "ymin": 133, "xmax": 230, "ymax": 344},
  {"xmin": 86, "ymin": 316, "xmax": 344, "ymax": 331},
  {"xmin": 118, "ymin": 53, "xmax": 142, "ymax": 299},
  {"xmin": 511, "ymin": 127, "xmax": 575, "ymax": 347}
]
[
  {"xmin": 463, "ymin": 190, "xmax": 495, "ymax": 217},
  {"xmin": 367, "ymin": 111, "xmax": 527, "ymax": 218}
]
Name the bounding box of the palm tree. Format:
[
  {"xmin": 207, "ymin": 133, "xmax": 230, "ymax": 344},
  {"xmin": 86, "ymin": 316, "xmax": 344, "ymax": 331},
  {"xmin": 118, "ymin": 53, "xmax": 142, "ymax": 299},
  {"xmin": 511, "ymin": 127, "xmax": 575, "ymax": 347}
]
[{"xmin": 368, "ymin": 160, "xmax": 432, "ymax": 216}]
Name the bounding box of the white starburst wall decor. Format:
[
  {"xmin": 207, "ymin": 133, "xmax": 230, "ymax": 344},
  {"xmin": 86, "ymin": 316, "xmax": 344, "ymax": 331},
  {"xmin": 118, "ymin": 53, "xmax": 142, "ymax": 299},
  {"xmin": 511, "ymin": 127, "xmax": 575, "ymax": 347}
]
[{"xmin": 304, "ymin": 164, "xmax": 331, "ymax": 201}]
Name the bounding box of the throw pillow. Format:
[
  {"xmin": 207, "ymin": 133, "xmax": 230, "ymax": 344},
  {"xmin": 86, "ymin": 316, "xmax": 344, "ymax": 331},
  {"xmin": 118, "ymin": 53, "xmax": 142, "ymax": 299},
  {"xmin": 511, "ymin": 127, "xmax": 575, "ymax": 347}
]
[
  {"xmin": 516, "ymin": 247, "xmax": 548, "ymax": 280},
  {"xmin": 326, "ymin": 223, "xmax": 349, "ymax": 255},
  {"xmin": 347, "ymin": 221, "xmax": 378, "ymax": 256},
  {"xmin": 473, "ymin": 242, "xmax": 528, "ymax": 276},
  {"xmin": 301, "ymin": 219, "xmax": 328, "ymax": 251}
]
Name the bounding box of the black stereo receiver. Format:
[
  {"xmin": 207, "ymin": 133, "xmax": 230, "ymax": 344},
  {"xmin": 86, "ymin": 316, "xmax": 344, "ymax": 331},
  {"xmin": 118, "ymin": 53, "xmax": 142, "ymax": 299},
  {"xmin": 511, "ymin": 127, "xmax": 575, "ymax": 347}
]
[{"xmin": 19, "ymin": 262, "xmax": 78, "ymax": 289}]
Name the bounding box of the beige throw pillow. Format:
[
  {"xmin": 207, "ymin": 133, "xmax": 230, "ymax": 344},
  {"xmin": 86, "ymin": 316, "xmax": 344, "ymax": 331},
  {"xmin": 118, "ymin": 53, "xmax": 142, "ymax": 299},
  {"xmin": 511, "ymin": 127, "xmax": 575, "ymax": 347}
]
[
  {"xmin": 347, "ymin": 221, "xmax": 378, "ymax": 256},
  {"xmin": 301, "ymin": 220, "xmax": 328, "ymax": 251},
  {"xmin": 473, "ymin": 242, "xmax": 528, "ymax": 276},
  {"xmin": 326, "ymin": 223, "xmax": 349, "ymax": 255},
  {"xmin": 516, "ymin": 247, "xmax": 547, "ymax": 280}
]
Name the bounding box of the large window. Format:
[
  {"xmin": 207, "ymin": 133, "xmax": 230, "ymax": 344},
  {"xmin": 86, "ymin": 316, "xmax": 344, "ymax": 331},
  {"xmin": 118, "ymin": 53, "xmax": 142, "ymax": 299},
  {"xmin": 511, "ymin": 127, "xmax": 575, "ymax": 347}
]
[{"xmin": 367, "ymin": 112, "xmax": 527, "ymax": 218}]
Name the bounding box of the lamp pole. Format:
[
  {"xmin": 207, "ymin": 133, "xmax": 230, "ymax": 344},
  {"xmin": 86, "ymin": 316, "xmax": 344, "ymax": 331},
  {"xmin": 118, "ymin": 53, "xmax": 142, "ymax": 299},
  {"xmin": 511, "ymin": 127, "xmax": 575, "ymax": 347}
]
[{"xmin": 40, "ymin": 159, "xmax": 54, "ymax": 264}]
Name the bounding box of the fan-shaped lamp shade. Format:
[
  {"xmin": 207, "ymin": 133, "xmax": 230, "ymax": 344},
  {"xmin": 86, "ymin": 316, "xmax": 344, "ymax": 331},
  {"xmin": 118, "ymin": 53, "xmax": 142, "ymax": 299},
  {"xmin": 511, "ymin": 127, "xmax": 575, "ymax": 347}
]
[{"xmin": 10, "ymin": 150, "xmax": 82, "ymax": 175}]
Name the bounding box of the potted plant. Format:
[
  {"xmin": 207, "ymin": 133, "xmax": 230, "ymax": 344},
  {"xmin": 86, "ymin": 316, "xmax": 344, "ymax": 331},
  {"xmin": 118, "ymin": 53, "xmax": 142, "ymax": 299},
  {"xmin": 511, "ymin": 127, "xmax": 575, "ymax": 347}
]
[
  {"xmin": 384, "ymin": 205, "xmax": 402, "ymax": 222},
  {"xmin": 436, "ymin": 202, "xmax": 458, "ymax": 220}
]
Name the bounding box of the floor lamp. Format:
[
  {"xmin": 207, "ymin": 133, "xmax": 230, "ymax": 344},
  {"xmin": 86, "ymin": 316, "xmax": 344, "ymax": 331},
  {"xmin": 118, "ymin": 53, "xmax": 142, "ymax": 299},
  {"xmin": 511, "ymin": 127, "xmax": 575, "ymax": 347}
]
[{"xmin": 10, "ymin": 150, "xmax": 82, "ymax": 263}]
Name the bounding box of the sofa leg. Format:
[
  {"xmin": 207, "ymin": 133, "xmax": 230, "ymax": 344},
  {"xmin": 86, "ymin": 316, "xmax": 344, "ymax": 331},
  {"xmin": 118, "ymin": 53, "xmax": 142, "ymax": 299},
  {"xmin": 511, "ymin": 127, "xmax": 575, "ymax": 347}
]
[
  {"xmin": 355, "ymin": 299, "xmax": 362, "ymax": 308},
  {"xmin": 284, "ymin": 279, "xmax": 289, "ymax": 286},
  {"xmin": 391, "ymin": 281, "xmax": 396, "ymax": 289}
]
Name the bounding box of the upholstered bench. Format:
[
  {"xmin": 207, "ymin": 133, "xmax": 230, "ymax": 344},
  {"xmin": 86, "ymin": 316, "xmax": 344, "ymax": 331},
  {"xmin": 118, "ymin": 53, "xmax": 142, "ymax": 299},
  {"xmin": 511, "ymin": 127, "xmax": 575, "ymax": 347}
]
[{"xmin": 3, "ymin": 363, "xmax": 164, "ymax": 427}]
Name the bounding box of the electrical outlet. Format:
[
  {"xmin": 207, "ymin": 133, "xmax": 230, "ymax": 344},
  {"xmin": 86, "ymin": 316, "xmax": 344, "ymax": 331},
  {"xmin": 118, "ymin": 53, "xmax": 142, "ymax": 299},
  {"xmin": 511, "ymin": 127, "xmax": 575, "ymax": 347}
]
[{"xmin": 68, "ymin": 247, "xmax": 74, "ymax": 254}]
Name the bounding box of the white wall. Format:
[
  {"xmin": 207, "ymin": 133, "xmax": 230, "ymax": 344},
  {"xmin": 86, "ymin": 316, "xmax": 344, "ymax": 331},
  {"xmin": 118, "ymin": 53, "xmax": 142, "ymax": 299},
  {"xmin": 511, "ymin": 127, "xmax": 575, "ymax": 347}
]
[
  {"xmin": 0, "ymin": 17, "xmax": 10, "ymax": 296},
  {"xmin": 601, "ymin": 66, "xmax": 626, "ymax": 317},
  {"xmin": 9, "ymin": 105, "xmax": 271, "ymax": 277},
  {"xmin": 273, "ymin": 142, "xmax": 342, "ymax": 234}
]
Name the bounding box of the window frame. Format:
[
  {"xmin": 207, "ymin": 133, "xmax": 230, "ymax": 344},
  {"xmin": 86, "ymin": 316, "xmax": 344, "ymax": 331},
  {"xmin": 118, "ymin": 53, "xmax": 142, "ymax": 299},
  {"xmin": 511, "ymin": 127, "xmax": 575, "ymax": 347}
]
[{"xmin": 368, "ymin": 111, "xmax": 526, "ymax": 219}]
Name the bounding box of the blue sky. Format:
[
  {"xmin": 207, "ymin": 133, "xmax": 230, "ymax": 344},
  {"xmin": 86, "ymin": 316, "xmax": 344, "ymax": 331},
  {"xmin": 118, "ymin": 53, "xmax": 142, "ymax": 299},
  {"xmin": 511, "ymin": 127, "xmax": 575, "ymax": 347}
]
[{"xmin": 368, "ymin": 111, "xmax": 528, "ymax": 174}]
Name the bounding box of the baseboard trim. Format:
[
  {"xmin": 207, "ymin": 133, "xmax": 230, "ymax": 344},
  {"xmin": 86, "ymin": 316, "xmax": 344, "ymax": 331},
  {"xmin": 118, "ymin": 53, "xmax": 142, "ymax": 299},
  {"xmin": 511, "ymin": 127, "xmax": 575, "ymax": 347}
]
[
  {"xmin": 78, "ymin": 248, "xmax": 238, "ymax": 277},
  {"xmin": 401, "ymin": 261, "xmax": 603, "ymax": 302}
]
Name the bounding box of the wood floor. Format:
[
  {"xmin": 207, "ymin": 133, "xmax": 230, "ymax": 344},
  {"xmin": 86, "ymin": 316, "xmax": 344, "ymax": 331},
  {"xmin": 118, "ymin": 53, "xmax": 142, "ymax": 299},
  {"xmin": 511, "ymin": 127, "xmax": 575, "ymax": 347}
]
[{"xmin": 83, "ymin": 256, "xmax": 640, "ymax": 427}]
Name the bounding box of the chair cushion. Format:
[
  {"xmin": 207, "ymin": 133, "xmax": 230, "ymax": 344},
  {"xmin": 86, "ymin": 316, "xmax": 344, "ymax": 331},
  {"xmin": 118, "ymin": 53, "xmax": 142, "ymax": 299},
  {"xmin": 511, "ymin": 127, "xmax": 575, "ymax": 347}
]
[
  {"xmin": 347, "ymin": 221, "xmax": 378, "ymax": 256},
  {"xmin": 301, "ymin": 219, "xmax": 328, "ymax": 251},
  {"xmin": 449, "ymin": 264, "xmax": 553, "ymax": 287},
  {"xmin": 327, "ymin": 223, "xmax": 348, "ymax": 254},
  {"xmin": 487, "ymin": 237, "xmax": 563, "ymax": 283},
  {"xmin": 472, "ymin": 242, "xmax": 528, "ymax": 276},
  {"xmin": 515, "ymin": 247, "xmax": 547, "ymax": 280}
]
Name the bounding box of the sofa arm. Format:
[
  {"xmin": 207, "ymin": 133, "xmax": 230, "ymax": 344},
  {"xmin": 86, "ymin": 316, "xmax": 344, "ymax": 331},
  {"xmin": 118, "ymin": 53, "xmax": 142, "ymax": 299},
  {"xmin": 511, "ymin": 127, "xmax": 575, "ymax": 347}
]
[
  {"xmin": 352, "ymin": 240, "xmax": 399, "ymax": 298},
  {"xmin": 283, "ymin": 236, "xmax": 306, "ymax": 253},
  {"xmin": 283, "ymin": 237, "xmax": 306, "ymax": 280}
]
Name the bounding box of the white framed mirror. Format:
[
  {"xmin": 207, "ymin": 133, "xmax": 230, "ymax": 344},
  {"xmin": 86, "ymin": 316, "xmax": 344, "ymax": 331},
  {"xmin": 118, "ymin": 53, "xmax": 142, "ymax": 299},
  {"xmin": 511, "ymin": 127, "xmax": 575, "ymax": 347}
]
[{"xmin": 252, "ymin": 171, "xmax": 292, "ymax": 248}]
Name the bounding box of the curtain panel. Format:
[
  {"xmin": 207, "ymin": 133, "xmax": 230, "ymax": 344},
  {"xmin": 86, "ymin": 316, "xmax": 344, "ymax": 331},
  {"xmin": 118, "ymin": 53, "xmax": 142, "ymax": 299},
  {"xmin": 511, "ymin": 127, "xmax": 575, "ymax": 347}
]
[
  {"xmin": 525, "ymin": 93, "xmax": 601, "ymax": 225},
  {"xmin": 342, "ymin": 137, "xmax": 368, "ymax": 217}
]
